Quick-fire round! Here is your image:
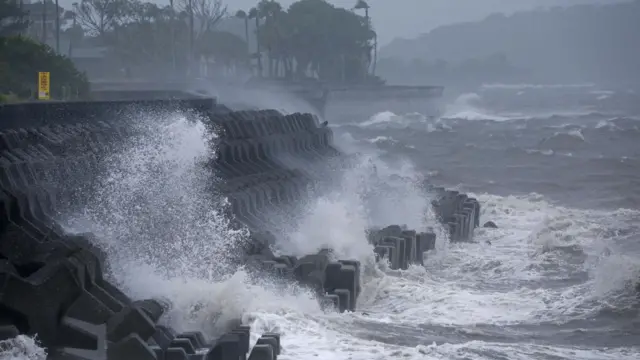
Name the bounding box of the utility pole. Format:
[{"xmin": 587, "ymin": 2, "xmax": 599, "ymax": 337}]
[
  {"xmin": 170, "ymin": 0, "xmax": 176, "ymax": 73},
  {"xmin": 69, "ymin": 3, "xmax": 77, "ymax": 57},
  {"xmin": 255, "ymin": 11, "xmax": 262, "ymax": 77},
  {"xmin": 189, "ymin": 0, "xmax": 194, "ymax": 77},
  {"xmin": 42, "ymin": 0, "xmax": 47, "ymax": 43},
  {"xmin": 55, "ymin": 0, "xmax": 60, "ymax": 53}
]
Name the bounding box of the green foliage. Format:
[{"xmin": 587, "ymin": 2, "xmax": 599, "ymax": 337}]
[
  {"xmin": 75, "ymin": 0, "xmax": 243, "ymax": 75},
  {"xmin": 60, "ymin": 0, "xmax": 376, "ymax": 83},
  {"xmin": 0, "ymin": 36, "xmax": 90, "ymax": 100},
  {"xmin": 0, "ymin": 93, "xmax": 21, "ymax": 104},
  {"xmin": 251, "ymin": 0, "xmax": 376, "ymax": 82}
]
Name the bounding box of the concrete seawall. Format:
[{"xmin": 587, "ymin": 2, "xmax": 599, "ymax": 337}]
[
  {"xmin": 0, "ymin": 98, "xmax": 480, "ymax": 359},
  {"xmin": 0, "ymin": 98, "xmax": 216, "ymax": 129}
]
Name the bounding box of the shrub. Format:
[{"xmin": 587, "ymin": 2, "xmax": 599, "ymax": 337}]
[{"xmin": 0, "ymin": 35, "xmax": 90, "ymax": 100}]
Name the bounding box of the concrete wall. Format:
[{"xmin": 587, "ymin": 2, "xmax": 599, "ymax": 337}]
[{"xmin": 0, "ymin": 98, "xmax": 216, "ymax": 129}]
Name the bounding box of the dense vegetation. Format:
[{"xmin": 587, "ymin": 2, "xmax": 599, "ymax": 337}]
[
  {"xmin": 238, "ymin": 0, "xmax": 377, "ymax": 82},
  {"xmin": 379, "ymin": 0, "xmax": 640, "ymax": 86},
  {"xmin": 68, "ymin": 0, "xmax": 378, "ymax": 83},
  {"xmin": 0, "ymin": 0, "xmax": 89, "ymax": 101},
  {"xmin": 0, "ymin": 0, "xmax": 379, "ymax": 99},
  {"xmin": 0, "ymin": 36, "xmax": 90, "ymax": 100}
]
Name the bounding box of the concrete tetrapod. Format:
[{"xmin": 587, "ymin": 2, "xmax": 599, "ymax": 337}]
[
  {"xmin": 0, "ymin": 188, "xmax": 274, "ymax": 359},
  {"xmin": 243, "ymin": 184, "xmax": 484, "ymax": 313},
  {"xmin": 0, "ymin": 98, "xmax": 485, "ymax": 358},
  {"xmin": 430, "ymin": 187, "xmax": 481, "ymax": 243},
  {"xmin": 0, "ymin": 101, "xmax": 311, "ymax": 360},
  {"xmin": 0, "ymin": 102, "xmax": 360, "ymax": 357},
  {"xmin": 365, "ymin": 187, "xmax": 482, "ymax": 270}
]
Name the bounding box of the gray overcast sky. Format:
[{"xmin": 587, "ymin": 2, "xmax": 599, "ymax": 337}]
[{"xmin": 59, "ymin": 0, "xmax": 619, "ymax": 45}]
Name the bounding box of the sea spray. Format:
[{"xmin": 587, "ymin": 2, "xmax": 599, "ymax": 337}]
[
  {"xmin": 0, "ymin": 336, "xmax": 46, "ymax": 360},
  {"xmin": 61, "ymin": 110, "xmax": 258, "ymax": 336}
]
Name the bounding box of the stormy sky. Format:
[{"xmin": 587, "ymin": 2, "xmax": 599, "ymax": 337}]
[{"xmin": 59, "ymin": 0, "xmax": 624, "ymax": 45}]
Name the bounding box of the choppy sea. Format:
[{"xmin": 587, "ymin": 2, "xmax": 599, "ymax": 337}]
[{"xmin": 3, "ymin": 83, "xmax": 639, "ymax": 360}]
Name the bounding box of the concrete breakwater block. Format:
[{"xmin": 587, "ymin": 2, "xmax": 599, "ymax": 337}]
[
  {"xmin": 0, "ymin": 98, "xmax": 484, "ymax": 358},
  {"xmin": 364, "ymin": 187, "xmax": 482, "ymax": 269},
  {"xmin": 0, "ymin": 186, "xmax": 269, "ymax": 359},
  {"xmin": 430, "ymin": 187, "xmax": 481, "ymax": 243},
  {"xmin": 0, "ymin": 99, "xmax": 357, "ymax": 357},
  {"xmin": 242, "ymin": 241, "xmax": 362, "ymax": 314},
  {"xmin": 208, "ymin": 111, "xmax": 342, "ymax": 232},
  {"xmin": 0, "ymin": 100, "xmax": 305, "ymax": 359},
  {"xmin": 367, "ymin": 225, "xmax": 437, "ymax": 270}
]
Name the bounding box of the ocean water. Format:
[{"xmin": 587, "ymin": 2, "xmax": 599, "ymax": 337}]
[{"xmin": 3, "ymin": 83, "xmax": 640, "ymax": 360}]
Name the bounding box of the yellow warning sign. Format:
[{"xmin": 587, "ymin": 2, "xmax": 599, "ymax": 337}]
[{"xmin": 38, "ymin": 72, "xmax": 50, "ymax": 100}]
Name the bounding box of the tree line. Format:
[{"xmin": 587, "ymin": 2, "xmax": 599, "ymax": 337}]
[
  {"xmin": 71, "ymin": 0, "xmax": 377, "ymax": 82},
  {"xmin": 235, "ymin": 0, "xmax": 378, "ymax": 83},
  {"xmin": 0, "ymin": 0, "xmax": 379, "ymax": 100}
]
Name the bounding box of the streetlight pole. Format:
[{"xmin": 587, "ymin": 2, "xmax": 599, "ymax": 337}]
[
  {"xmin": 70, "ymin": 2, "xmax": 77, "ymax": 57},
  {"xmin": 353, "ymin": 0, "xmax": 373, "ymax": 79}
]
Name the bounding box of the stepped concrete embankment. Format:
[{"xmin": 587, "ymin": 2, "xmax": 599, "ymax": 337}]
[{"xmin": 0, "ymin": 97, "xmax": 480, "ymax": 359}]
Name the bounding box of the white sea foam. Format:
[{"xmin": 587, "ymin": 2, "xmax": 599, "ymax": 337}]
[
  {"xmin": 0, "ymin": 336, "xmax": 46, "ymax": 360},
  {"xmin": 355, "ymin": 110, "xmax": 451, "ymax": 132},
  {"xmin": 442, "ymin": 93, "xmax": 511, "ymax": 121},
  {"xmin": 356, "ymin": 192, "xmax": 640, "ymax": 328}
]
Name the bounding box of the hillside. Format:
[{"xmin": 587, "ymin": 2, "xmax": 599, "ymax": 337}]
[{"xmin": 378, "ymin": 0, "xmax": 640, "ymax": 86}]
